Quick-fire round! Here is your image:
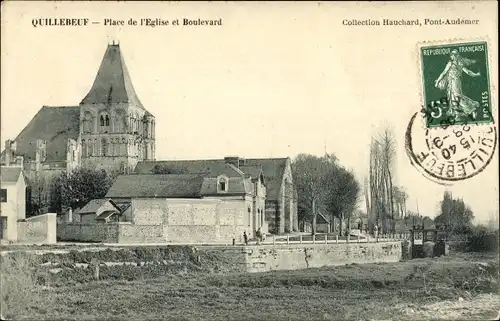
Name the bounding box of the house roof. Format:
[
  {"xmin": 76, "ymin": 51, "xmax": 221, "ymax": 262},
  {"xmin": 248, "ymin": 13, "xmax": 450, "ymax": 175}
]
[
  {"xmin": 80, "ymin": 44, "xmax": 147, "ymax": 111},
  {"xmin": 0, "ymin": 167, "xmax": 22, "ymax": 183},
  {"xmin": 133, "ymin": 157, "xmax": 289, "ymax": 200},
  {"xmin": 78, "ymin": 198, "xmax": 120, "ymax": 214},
  {"xmin": 0, "ymin": 106, "xmax": 80, "ymax": 163},
  {"xmin": 96, "ymin": 210, "xmax": 119, "ymax": 221},
  {"xmin": 105, "ymin": 174, "xmax": 207, "ymax": 199},
  {"xmin": 317, "ymin": 212, "xmax": 330, "ymax": 224}
]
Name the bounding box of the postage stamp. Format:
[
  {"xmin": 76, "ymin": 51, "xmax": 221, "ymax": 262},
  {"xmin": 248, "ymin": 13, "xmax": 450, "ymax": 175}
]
[{"xmin": 419, "ymin": 41, "xmax": 492, "ymax": 128}]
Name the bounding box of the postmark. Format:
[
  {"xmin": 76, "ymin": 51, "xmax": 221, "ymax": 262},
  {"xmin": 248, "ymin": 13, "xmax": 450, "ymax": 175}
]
[
  {"xmin": 405, "ymin": 112, "xmax": 497, "ymax": 184},
  {"xmin": 420, "ymin": 41, "xmax": 492, "ymax": 128}
]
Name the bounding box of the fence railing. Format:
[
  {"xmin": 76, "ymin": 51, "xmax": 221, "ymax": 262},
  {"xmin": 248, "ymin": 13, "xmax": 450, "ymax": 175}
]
[{"xmin": 259, "ymin": 233, "xmax": 413, "ymax": 245}]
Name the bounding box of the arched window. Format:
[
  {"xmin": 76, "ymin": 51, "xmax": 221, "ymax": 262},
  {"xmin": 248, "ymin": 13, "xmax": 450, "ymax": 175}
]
[
  {"xmin": 101, "ymin": 138, "xmax": 108, "ymax": 156},
  {"xmin": 217, "ymin": 176, "xmax": 228, "ymax": 193},
  {"xmin": 82, "ymin": 139, "xmax": 87, "ymax": 157},
  {"xmin": 99, "ymin": 112, "xmax": 110, "ymax": 133},
  {"xmin": 83, "ymin": 112, "xmax": 93, "ymax": 133},
  {"xmin": 121, "ymin": 138, "xmax": 126, "ymax": 156},
  {"xmin": 114, "ymin": 109, "xmax": 125, "ymax": 133}
]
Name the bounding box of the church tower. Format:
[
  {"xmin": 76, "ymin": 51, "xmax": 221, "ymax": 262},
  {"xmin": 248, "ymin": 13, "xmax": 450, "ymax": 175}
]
[{"xmin": 79, "ymin": 42, "xmax": 156, "ymax": 173}]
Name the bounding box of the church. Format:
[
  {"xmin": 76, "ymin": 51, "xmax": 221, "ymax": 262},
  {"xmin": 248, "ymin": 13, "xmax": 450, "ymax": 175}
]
[
  {"xmin": 1, "ymin": 42, "xmax": 156, "ymax": 175},
  {"xmin": 0, "ymin": 42, "xmax": 298, "ymax": 237}
]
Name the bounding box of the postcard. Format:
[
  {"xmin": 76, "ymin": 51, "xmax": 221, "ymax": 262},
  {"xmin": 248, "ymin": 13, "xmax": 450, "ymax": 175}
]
[{"xmin": 1, "ymin": 1, "xmax": 498, "ymax": 320}]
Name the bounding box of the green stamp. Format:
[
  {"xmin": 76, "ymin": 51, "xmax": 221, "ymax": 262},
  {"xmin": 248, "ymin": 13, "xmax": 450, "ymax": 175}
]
[{"xmin": 420, "ymin": 41, "xmax": 492, "ymax": 128}]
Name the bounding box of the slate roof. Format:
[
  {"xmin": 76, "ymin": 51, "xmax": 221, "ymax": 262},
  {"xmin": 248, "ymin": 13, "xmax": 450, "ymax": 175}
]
[
  {"xmin": 80, "ymin": 44, "xmax": 146, "ymax": 110},
  {"xmin": 0, "ymin": 167, "xmax": 22, "ymax": 183},
  {"xmin": 317, "ymin": 212, "xmax": 330, "ymax": 224},
  {"xmin": 105, "ymin": 174, "xmax": 207, "ymax": 199},
  {"xmin": 96, "ymin": 210, "xmax": 119, "ymax": 221},
  {"xmin": 0, "ymin": 106, "xmax": 80, "ymax": 163},
  {"xmin": 134, "ymin": 157, "xmax": 289, "ymax": 200},
  {"xmin": 200, "ymin": 176, "xmax": 253, "ymax": 196},
  {"xmin": 78, "ymin": 198, "xmax": 120, "ymax": 214}
]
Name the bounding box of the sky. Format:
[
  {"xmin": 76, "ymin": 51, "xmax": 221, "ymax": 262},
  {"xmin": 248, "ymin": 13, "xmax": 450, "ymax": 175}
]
[{"xmin": 1, "ymin": 1, "xmax": 498, "ymax": 224}]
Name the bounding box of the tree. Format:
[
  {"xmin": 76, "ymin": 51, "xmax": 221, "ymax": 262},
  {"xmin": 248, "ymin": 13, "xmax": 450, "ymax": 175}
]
[
  {"xmin": 292, "ymin": 154, "xmax": 334, "ymax": 235},
  {"xmin": 54, "ymin": 168, "xmax": 116, "ymax": 210},
  {"xmin": 324, "ymin": 166, "xmax": 361, "ymax": 236},
  {"xmin": 435, "ymin": 191, "xmax": 475, "ymax": 233},
  {"xmin": 292, "ymin": 153, "xmax": 360, "ymax": 236},
  {"xmin": 367, "ymin": 125, "xmax": 397, "ymax": 234}
]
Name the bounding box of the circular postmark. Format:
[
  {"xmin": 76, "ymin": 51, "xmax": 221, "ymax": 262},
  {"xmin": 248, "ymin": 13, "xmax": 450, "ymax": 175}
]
[{"xmin": 405, "ymin": 112, "xmax": 497, "ymax": 184}]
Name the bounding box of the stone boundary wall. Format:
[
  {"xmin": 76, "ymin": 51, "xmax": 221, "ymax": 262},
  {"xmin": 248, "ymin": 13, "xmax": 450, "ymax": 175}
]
[
  {"xmin": 57, "ymin": 223, "xmax": 165, "ymax": 244},
  {"xmin": 1, "ymin": 241, "xmax": 403, "ymax": 273},
  {"xmin": 196, "ymin": 241, "xmax": 403, "ymax": 273},
  {"xmin": 17, "ymin": 213, "xmax": 57, "ymax": 244}
]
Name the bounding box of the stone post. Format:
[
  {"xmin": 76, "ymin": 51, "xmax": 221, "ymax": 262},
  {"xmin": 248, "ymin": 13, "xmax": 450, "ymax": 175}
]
[
  {"xmin": 299, "ymin": 234, "xmax": 303, "ymax": 244},
  {"xmin": 68, "ymin": 208, "xmax": 73, "ymax": 223},
  {"xmin": 91, "ymin": 258, "xmax": 100, "ymax": 281}
]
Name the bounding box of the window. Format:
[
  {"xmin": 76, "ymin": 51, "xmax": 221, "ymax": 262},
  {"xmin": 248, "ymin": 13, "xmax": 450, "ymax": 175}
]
[
  {"xmin": 217, "ymin": 176, "xmax": 228, "ymax": 193},
  {"xmin": 248, "ymin": 207, "xmax": 251, "ymax": 227},
  {"xmin": 0, "ymin": 189, "xmax": 7, "ymax": 202},
  {"xmin": 84, "ymin": 112, "xmax": 93, "ymax": 133},
  {"xmin": 101, "ymin": 138, "xmax": 108, "ymax": 156},
  {"xmin": 99, "ymin": 113, "xmax": 110, "ymax": 132}
]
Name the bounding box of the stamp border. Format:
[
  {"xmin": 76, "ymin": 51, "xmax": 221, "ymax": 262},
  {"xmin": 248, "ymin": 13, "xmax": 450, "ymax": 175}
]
[{"xmin": 415, "ymin": 36, "xmax": 497, "ymax": 130}]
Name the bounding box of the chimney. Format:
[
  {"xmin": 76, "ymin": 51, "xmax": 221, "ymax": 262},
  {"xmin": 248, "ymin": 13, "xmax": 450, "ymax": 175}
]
[
  {"xmin": 4, "ymin": 140, "xmax": 13, "ymax": 165},
  {"xmin": 224, "ymin": 156, "xmax": 245, "ymax": 169}
]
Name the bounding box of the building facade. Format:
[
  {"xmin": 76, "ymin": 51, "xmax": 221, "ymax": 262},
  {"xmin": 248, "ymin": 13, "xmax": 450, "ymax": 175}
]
[
  {"xmin": 0, "ymin": 166, "xmax": 27, "ymax": 241},
  {"xmin": 134, "ymin": 156, "xmax": 298, "ymax": 234}
]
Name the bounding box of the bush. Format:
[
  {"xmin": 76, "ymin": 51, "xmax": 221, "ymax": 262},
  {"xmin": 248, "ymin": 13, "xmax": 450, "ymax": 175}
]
[
  {"xmin": 467, "ymin": 228, "xmax": 499, "ymax": 253},
  {"xmin": 0, "ymin": 253, "xmax": 45, "ymax": 319}
]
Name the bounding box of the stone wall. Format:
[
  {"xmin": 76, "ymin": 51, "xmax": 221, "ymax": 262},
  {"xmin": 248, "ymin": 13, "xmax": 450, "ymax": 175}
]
[
  {"xmin": 129, "ymin": 198, "xmax": 248, "ymax": 244},
  {"xmin": 17, "ymin": 213, "xmax": 57, "ymax": 244},
  {"xmin": 118, "ymin": 224, "xmax": 164, "ymax": 243},
  {"xmin": 165, "ymin": 198, "xmax": 247, "ymax": 243},
  {"xmin": 57, "ymin": 222, "xmax": 119, "ymax": 242},
  {"xmin": 57, "ymin": 222, "xmax": 166, "ymax": 244},
  {"xmin": 233, "ymin": 241, "xmax": 403, "ymax": 273}
]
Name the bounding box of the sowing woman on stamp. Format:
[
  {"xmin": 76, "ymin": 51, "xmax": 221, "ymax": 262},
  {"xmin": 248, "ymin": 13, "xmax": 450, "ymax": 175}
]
[{"xmin": 434, "ymin": 49, "xmax": 481, "ymax": 119}]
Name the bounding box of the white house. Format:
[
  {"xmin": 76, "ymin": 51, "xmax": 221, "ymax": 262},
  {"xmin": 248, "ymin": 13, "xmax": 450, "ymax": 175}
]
[{"xmin": 0, "ymin": 166, "xmax": 26, "ymax": 241}]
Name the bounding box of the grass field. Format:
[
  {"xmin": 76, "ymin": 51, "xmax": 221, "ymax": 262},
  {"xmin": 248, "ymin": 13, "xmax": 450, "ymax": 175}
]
[{"xmin": 3, "ymin": 251, "xmax": 498, "ymax": 320}]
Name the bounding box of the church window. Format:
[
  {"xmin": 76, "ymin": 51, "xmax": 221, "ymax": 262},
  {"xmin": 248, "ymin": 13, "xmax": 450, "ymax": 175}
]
[
  {"xmin": 82, "ymin": 140, "xmax": 87, "ymax": 157},
  {"xmin": 83, "ymin": 112, "xmax": 93, "ymax": 133},
  {"xmin": 114, "ymin": 110, "xmax": 125, "ymax": 133},
  {"xmin": 99, "ymin": 113, "xmax": 110, "ymax": 132},
  {"xmin": 217, "ymin": 176, "xmax": 228, "ymax": 193},
  {"xmin": 101, "ymin": 138, "xmax": 108, "ymax": 156},
  {"xmin": 121, "ymin": 138, "xmax": 126, "ymax": 156}
]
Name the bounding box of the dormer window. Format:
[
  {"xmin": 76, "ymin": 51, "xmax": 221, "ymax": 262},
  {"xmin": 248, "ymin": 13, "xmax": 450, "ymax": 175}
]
[{"xmin": 217, "ymin": 175, "xmax": 228, "ymax": 193}]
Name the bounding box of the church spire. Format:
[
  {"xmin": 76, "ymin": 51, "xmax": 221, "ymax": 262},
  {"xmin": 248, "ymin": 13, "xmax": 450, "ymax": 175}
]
[{"xmin": 80, "ymin": 43, "xmax": 144, "ymax": 108}]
